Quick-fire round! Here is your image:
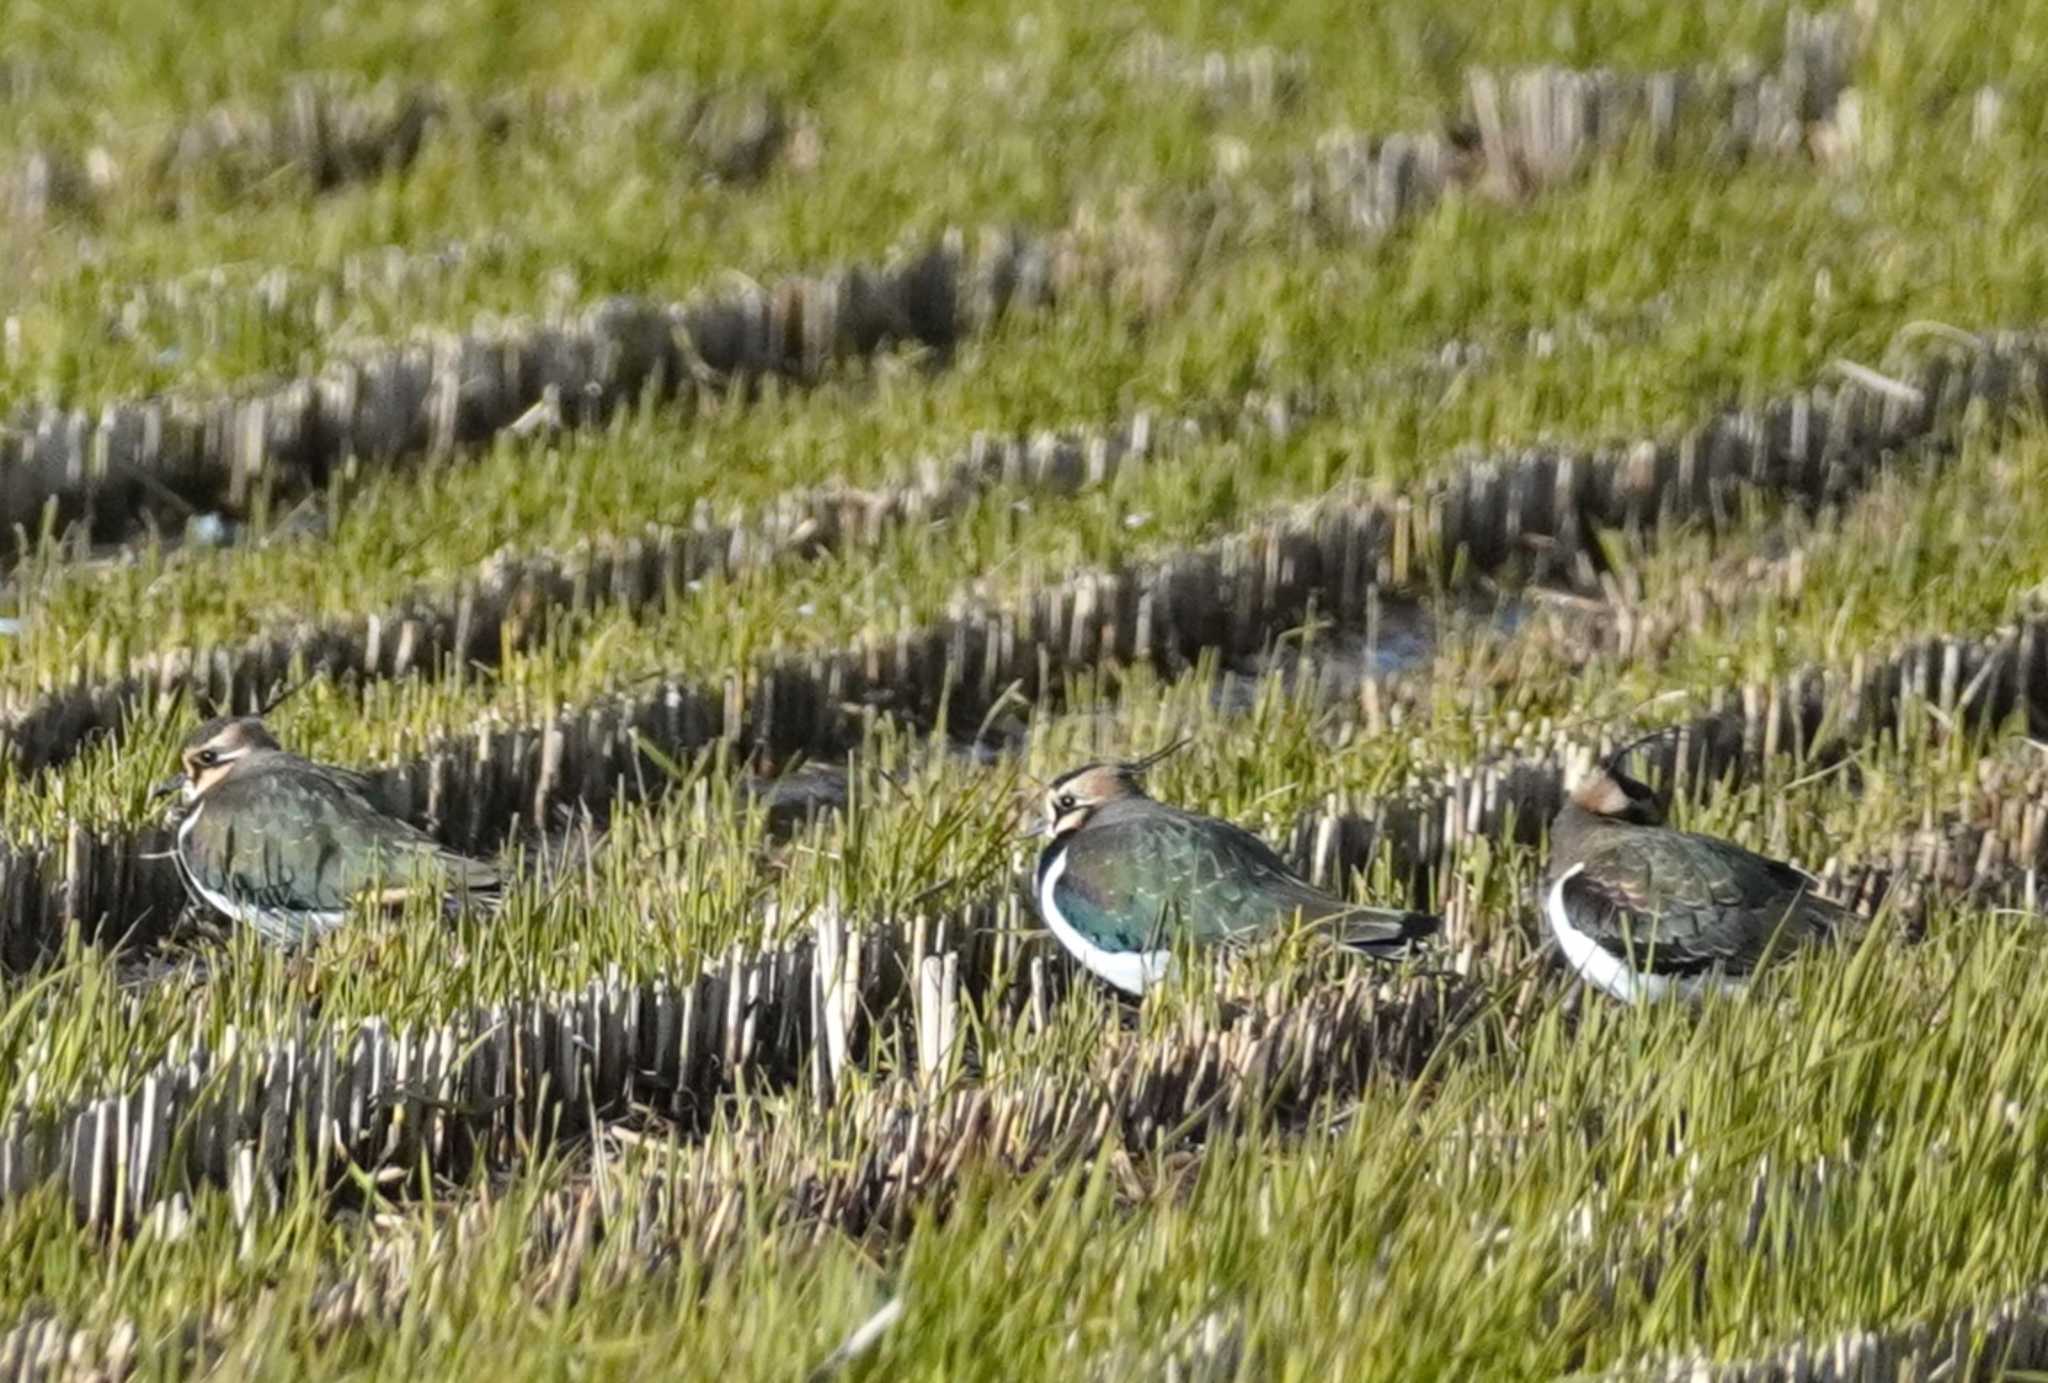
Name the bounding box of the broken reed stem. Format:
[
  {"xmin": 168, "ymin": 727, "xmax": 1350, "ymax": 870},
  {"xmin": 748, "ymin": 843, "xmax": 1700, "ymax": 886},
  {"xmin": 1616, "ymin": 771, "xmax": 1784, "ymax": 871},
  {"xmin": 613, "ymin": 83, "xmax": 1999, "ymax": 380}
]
[
  {"xmin": 0, "ymin": 7, "xmax": 1869, "ymax": 566},
  {"xmin": 4, "ymin": 739, "xmax": 2036, "ymax": 1241},
  {"xmin": 8, "ymin": 468, "xmax": 2044, "ymax": 970},
  {"xmin": 9, "ymin": 312, "xmax": 2029, "ymax": 790}
]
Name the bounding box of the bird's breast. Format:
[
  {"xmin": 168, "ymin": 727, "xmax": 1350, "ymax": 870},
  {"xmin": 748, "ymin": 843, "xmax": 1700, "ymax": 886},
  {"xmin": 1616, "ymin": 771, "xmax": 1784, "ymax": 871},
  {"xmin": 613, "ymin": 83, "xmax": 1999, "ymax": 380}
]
[{"xmin": 1033, "ymin": 838, "xmax": 1066, "ymax": 887}]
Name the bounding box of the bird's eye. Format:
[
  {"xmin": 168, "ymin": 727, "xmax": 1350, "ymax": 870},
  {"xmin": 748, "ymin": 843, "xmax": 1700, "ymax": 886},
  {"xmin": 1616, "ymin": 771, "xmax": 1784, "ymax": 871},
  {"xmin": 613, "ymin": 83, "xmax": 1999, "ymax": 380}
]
[
  {"xmin": 194, "ymin": 749, "xmax": 219, "ymax": 768},
  {"xmin": 1054, "ymin": 793, "xmax": 1077, "ymax": 813}
]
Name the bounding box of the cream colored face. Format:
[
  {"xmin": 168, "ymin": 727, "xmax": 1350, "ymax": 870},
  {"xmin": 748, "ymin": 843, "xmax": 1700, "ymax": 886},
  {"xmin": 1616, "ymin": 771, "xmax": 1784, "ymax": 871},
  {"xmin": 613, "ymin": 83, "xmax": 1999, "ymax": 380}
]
[
  {"xmin": 178, "ymin": 722, "xmax": 269, "ymax": 802},
  {"xmin": 1042, "ymin": 764, "xmax": 1141, "ymax": 838},
  {"xmin": 1567, "ymin": 767, "xmax": 1666, "ymax": 826},
  {"xmin": 1570, "ymin": 773, "xmax": 1635, "ymax": 817}
]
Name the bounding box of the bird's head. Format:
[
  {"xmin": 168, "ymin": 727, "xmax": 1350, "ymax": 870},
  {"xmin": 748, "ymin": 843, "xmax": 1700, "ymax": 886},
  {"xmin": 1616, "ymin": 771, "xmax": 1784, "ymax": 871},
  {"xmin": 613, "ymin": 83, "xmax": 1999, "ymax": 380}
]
[
  {"xmin": 1567, "ymin": 764, "xmax": 1667, "ymax": 826},
  {"xmin": 1033, "ymin": 738, "xmax": 1188, "ymax": 841},
  {"xmin": 154, "ymin": 716, "xmax": 282, "ymax": 805},
  {"xmin": 1568, "ymin": 728, "xmax": 1677, "ymax": 827}
]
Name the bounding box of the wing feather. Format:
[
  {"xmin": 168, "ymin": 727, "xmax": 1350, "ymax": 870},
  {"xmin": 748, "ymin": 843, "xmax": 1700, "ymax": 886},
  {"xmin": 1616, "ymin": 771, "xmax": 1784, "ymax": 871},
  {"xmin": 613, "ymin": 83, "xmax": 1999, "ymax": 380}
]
[
  {"xmin": 1559, "ymin": 832, "xmax": 1851, "ymax": 978},
  {"xmin": 186, "ymin": 762, "xmax": 499, "ymax": 918},
  {"xmin": 1051, "ymin": 807, "xmax": 1432, "ymax": 954}
]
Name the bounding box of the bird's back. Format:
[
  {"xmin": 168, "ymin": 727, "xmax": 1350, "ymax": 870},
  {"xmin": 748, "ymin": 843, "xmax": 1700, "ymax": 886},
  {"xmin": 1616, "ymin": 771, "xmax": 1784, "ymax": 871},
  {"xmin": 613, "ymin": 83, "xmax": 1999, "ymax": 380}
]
[
  {"xmin": 1065, "ymin": 799, "xmax": 1429, "ymax": 950},
  {"xmin": 1574, "ymin": 826, "xmax": 1853, "ymax": 965},
  {"xmin": 186, "ymin": 754, "xmax": 499, "ymax": 916}
]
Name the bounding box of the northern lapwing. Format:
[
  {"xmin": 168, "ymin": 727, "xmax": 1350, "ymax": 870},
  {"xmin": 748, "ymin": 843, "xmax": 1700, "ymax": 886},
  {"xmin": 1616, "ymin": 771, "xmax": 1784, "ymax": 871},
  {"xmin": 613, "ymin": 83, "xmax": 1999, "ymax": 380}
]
[
  {"xmin": 1028, "ymin": 745, "xmax": 1438, "ymax": 996},
  {"xmin": 1544, "ymin": 743, "xmax": 1858, "ymax": 1002},
  {"xmin": 155, "ymin": 716, "xmax": 501, "ymax": 946}
]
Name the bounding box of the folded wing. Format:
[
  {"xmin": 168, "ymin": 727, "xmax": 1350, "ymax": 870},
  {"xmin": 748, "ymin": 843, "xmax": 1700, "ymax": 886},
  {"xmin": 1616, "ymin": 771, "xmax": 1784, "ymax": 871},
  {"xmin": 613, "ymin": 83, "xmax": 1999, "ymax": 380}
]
[
  {"xmin": 1055, "ymin": 809, "xmax": 1435, "ymax": 955},
  {"xmin": 186, "ymin": 765, "xmax": 500, "ymax": 918},
  {"xmin": 1560, "ymin": 833, "xmax": 1851, "ymax": 978}
]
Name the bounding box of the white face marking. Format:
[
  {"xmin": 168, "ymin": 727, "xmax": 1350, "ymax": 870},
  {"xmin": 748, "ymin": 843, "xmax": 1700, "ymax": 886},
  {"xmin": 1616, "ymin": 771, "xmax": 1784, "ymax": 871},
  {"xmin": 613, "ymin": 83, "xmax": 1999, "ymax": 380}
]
[
  {"xmin": 1036, "ymin": 849, "xmax": 1173, "ymax": 997},
  {"xmin": 1050, "ymin": 805, "xmax": 1090, "ymax": 837},
  {"xmin": 1043, "ymin": 785, "xmax": 1094, "ymax": 839},
  {"xmin": 182, "ymin": 742, "xmax": 254, "ymax": 803},
  {"xmin": 1545, "ymin": 864, "xmax": 1745, "ymax": 1005}
]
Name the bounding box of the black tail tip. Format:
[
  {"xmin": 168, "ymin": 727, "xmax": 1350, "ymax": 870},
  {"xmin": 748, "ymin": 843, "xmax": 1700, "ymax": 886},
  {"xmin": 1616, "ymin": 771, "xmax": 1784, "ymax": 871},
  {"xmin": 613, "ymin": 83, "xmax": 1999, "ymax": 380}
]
[{"xmin": 1334, "ymin": 909, "xmax": 1443, "ymax": 958}]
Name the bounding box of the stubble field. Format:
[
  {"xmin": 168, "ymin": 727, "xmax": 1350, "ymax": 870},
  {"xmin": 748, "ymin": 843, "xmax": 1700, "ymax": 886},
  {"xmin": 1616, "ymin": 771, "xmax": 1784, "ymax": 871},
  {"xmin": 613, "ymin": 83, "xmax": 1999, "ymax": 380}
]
[{"xmin": 2, "ymin": 1, "xmax": 2048, "ymax": 1377}]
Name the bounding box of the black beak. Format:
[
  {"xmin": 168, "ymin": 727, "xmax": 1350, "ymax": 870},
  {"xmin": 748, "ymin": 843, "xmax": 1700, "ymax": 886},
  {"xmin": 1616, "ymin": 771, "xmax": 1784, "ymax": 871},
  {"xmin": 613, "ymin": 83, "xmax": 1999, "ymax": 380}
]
[
  {"xmin": 1020, "ymin": 817, "xmax": 1047, "ymax": 840},
  {"xmin": 151, "ymin": 774, "xmax": 186, "ymax": 801}
]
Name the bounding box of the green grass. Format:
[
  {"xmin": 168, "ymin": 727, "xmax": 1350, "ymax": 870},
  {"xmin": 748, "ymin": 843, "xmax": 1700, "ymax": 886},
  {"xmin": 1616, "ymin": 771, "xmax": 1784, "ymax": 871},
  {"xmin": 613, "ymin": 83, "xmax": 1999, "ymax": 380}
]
[
  {"xmin": 3, "ymin": 0, "xmax": 2048, "ymax": 1375},
  {"xmin": 6, "ymin": 895, "xmax": 2048, "ymax": 1378}
]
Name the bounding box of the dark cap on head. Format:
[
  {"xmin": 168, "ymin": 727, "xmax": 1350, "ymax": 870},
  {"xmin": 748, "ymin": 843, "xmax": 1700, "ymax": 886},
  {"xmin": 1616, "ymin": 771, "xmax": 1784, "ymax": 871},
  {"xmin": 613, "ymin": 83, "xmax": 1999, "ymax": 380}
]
[
  {"xmin": 1567, "ymin": 764, "xmax": 1667, "ymax": 825},
  {"xmin": 1038, "ymin": 739, "xmax": 1190, "ymax": 839},
  {"xmin": 1047, "ymin": 737, "xmax": 1189, "ymax": 795},
  {"xmin": 1566, "ymin": 726, "xmax": 1679, "ymax": 826},
  {"xmin": 180, "ymin": 716, "xmax": 282, "ymax": 754}
]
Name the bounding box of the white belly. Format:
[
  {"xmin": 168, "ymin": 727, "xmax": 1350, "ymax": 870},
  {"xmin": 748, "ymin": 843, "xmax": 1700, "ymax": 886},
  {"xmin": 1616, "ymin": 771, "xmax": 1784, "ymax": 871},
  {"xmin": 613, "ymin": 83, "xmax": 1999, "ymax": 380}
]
[
  {"xmin": 1546, "ymin": 864, "xmax": 1744, "ymax": 1004},
  {"xmin": 1037, "ymin": 849, "xmax": 1173, "ymax": 996}
]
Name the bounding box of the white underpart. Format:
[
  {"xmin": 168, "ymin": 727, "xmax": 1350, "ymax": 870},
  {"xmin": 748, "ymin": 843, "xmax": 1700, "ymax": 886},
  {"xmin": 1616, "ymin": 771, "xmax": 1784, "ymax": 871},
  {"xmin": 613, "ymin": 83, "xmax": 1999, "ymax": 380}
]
[
  {"xmin": 1546, "ymin": 864, "xmax": 1745, "ymax": 1004},
  {"xmin": 1036, "ymin": 849, "xmax": 1174, "ymax": 996},
  {"xmin": 177, "ymin": 804, "xmax": 345, "ymax": 944}
]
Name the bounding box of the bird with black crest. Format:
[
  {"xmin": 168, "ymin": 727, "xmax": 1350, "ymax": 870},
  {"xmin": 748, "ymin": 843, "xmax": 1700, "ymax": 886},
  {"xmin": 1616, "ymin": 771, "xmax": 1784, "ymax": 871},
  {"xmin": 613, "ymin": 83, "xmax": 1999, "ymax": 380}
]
[
  {"xmin": 1025, "ymin": 739, "xmax": 1439, "ymax": 996},
  {"xmin": 1544, "ymin": 728, "xmax": 1861, "ymax": 1002}
]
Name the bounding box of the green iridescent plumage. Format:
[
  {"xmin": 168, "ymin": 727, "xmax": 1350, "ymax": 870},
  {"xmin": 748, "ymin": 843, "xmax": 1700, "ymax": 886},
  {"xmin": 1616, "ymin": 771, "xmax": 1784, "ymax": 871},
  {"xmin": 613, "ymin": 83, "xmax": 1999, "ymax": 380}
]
[
  {"xmin": 1545, "ymin": 757, "xmax": 1856, "ymax": 999},
  {"xmin": 1030, "ymin": 755, "xmax": 1437, "ymax": 995},
  {"xmin": 161, "ymin": 716, "xmax": 500, "ymax": 946}
]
